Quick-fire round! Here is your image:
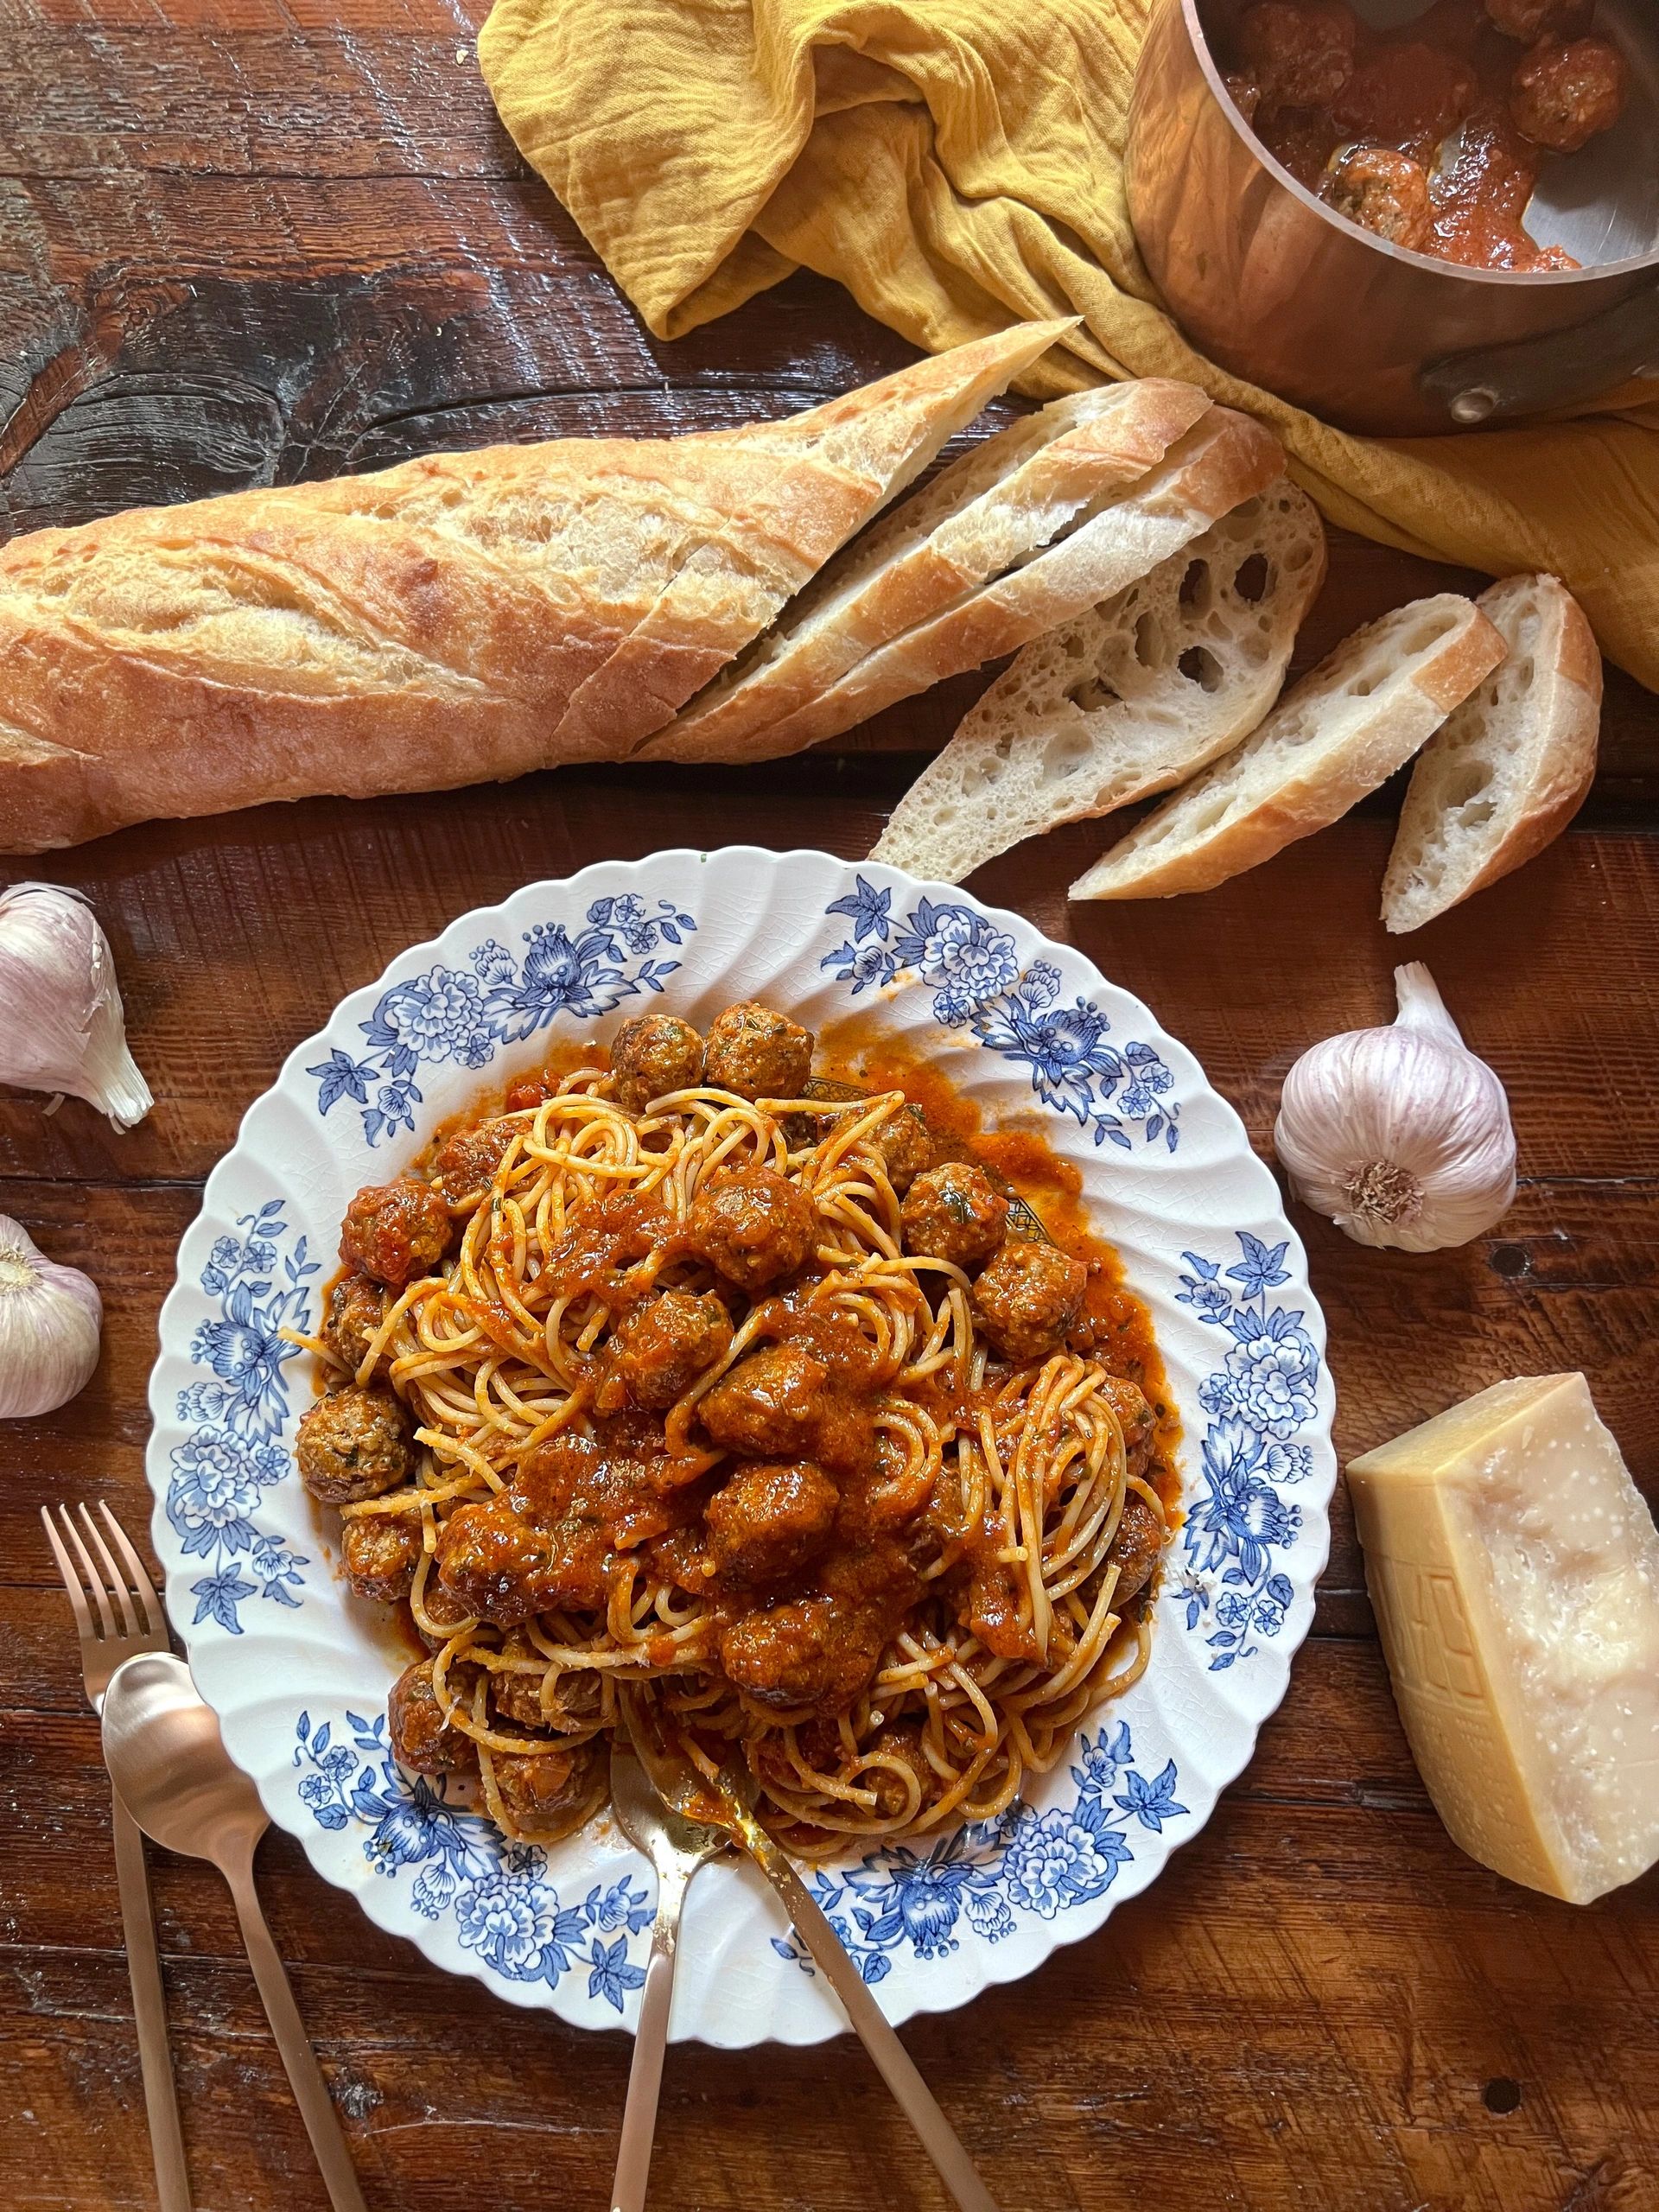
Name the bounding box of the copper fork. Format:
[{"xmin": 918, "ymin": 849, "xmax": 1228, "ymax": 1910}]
[{"xmin": 42, "ymin": 1503, "xmax": 190, "ymax": 2212}]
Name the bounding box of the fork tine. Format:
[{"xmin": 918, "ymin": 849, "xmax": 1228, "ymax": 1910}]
[
  {"xmin": 98, "ymin": 1503, "xmax": 164, "ymax": 1641},
  {"xmin": 56, "ymin": 1505, "xmax": 116, "ymax": 1638},
  {"xmin": 78, "ymin": 1503, "xmax": 136, "ymax": 1637},
  {"xmin": 41, "ymin": 1507, "xmax": 96, "ymax": 1643}
]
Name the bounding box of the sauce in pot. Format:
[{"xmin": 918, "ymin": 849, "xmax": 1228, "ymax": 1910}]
[{"xmin": 1204, "ymin": 0, "xmax": 1629, "ymax": 271}]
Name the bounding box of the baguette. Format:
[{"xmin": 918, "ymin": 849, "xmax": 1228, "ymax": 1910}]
[
  {"xmin": 1070, "ymin": 593, "xmax": 1508, "ymax": 901},
  {"xmin": 0, "ymin": 321, "xmax": 1071, "ymax": 852},
  {"xmin": 1382, "ymin": 574, "xmax": 1601, "ymax": 934},
  {"xmin": 642, "ymin": 378, "xmax": 1213, "ymax": 763},
  {"xmin": 652, "ymin": 406, "xmax": 1287, "ymax": 765},
  {"xmin": 871, "ymin": 482, "xmax": 1326, "ymax": 884}
]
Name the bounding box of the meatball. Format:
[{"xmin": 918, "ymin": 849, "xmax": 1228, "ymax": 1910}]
[
  {"xmin": 1238, "ymin": 0, "xmax": 1357, "ymax": 109},
  {"xmin": 416, "ymin": 1573, "xmax": 478, "ymax": 1649},
  {"xmin": 490, "ymin": 1634, "xmax": 552, "ymax": 1728},
  {"xmin": 610, "ymin": 1012, "xmax": 704, "ymax": 1113},
  {"xmin": 387, "ymin": 1656, "xmax": 477, "ymax": 1776},
  {"xmin": 323, "ymin": 1271, "xmax": 388, "ymax": 1378},
  {"xmin": 491, "ymin": 1742, "xmax": 600, "ymax": 1841},
  {"xmin": 718, "ymin": 1595, "xmax": 884, "ymax": 1714},
  {"xmin": 899, "ymin": 1161, "xmax": 1009, "ymax": 1271},
  {"xmin": 607, "ymin": 1289, "xmax": 733, "ymax": 1409},
  {"xmin": 435, "ymin": 1496, "xmax": 561, "ymax": 1624},
  {"xmin": 1321, "ymin": 145, "xmax": 1433, "ymax": 252},
  {"xmin": 699, "ymin": 1343, "xmax": 830, "ymax": 1462},
  {"xmin": 971, "ymin": 1240, "xmax": 1087, "ymax": 1364},
  {"xmin": 1107, "ymin": 1489, "xmax": 1166, "ymax": 1609},
  {"xmin": 1101, "ymin": 1374, "xmax": 1157, "ymax": 1480},
  {"xmin": 296, "ymin": 1384, "xmax": 414, "ymax": 1504},
  {"xmin": 1510, "ymin": 35, "xmax": 1626, "ymax": 154},
  {"xmin": 686, "ymin": 1166, "xmax": 817, "ymax": 1292},
  {"xmin": 870, "ymin": 1103, "xmax": 934, "ymax": 1196},
  {"xmin": 702, "ymin": 1001, "xmax": 814, "ymax": 1101},
  {"xmin": 341, "ymin": 1512, "xmax": 422, "ymax": 1605},
  {"xmin": 432, "ymin": 1118, "xmax": 518, "ymax": 1206},
  {"xmin": 704, "ymin": 1459, "xmax": 839, "ymax": 1583},
  {"xmin": 1485, "ymin": 0, "xmax": 1592, "ymax": 41},
  {"xmin": 340, "ymin": 1177, "xmax": 452, "ymax": 1288}
]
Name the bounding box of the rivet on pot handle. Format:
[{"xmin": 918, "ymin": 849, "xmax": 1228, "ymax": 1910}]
[{"xmin": 1421, "ymin": 282, "xmax": 1659, "ymax": 426}]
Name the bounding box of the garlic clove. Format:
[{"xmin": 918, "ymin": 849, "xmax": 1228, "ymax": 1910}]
[
  {"xmin": 1274, "ymin": 963, "xmax": 1516, "ymax": 1253},
  {"xmin": 0, "ymin": 882, "xmax": 153, "ymax": 1130},
  {"xmin": 0, "ymin": 1215, "xmax": 102, "ymax": 1420}
]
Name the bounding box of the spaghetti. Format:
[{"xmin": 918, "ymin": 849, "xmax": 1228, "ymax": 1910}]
[{"xmin": 290, "ymin": 1001, "xmax": 1175, "ymax": 1857}]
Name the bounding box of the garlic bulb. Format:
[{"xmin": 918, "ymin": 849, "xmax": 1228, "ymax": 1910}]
[
  {"xmin": 1274, "ymin": 963, "xmax": 1516, "ymax": 1253},
  {"xmin": 0, "ymin": 882, "xmax": 153, "ymax": 1128},
  {"xmin": 0, "ymin": 1216, "xmax": 102, "ymax": 1418}
]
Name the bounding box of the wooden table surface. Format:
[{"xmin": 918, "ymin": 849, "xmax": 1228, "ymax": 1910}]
[{"xmin": 2, "ymin": 5, "xmax": 1656, "ymax": 2209}]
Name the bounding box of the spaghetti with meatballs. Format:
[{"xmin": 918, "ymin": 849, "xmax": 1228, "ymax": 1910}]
[{"xmin": 289, "ymin": 1001, "xmax": 1177, "ymax": 1856}]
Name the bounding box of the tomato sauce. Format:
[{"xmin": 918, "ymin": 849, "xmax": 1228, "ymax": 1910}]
[{"xmin": 1205, "ymin": 0, "xmax": 1628, "ymax": 272}]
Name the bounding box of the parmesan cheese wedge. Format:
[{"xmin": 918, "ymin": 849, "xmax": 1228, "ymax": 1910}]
[{"xmin": 1348, "ymin": 1373, "xmax": 1659, "ymax": 1904}]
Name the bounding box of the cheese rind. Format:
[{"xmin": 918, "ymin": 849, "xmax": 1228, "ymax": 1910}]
[{"xmin": 1348, "ymin": 1372, "xmax": 1659, "ymax": 1904}]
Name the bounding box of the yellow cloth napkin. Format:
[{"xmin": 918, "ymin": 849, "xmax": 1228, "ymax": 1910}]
[{"xmin": 480, "ymin": 0, "xmax": 1659, "ymax": 690}]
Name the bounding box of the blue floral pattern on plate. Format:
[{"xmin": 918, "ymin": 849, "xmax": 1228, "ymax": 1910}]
[
  {"xmin": 771, "ymin": 1723, "xmax": 1186, "ymax": 1983},
  {"xmin": 293, "ymin": 1710, "xmax": 652, "ymax": 2009},
  {"xmin": 1175, "ymin": 1233, "xmax": 1316, "ymax": 1669},
  {"xmin": 167, "ymin": 1204, "xmax": 315, "ymax": 1633},
  {"xmin": 307, "ymin": 893, "xmax": 697, "ymax": 1146},
  {"xmin": 821, "ymin": 877, "xmax": 1178, "ymax": 1152}
]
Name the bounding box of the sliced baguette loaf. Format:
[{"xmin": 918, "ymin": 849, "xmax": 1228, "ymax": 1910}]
[
  {"xmin": 643, "ymin": 378, "xmax": 1213, "ymax": 763},
  {"xmin": 547, "ymin": 318, "xmax": 1081, "ymax": 759},
  {"xmin": 0, "ymin": 322, "xmax": 1071, "ymax": 851},
  {"xmin": 649, "ymin": 406, "xmax": 1287, "ymax": 765},
  {"xmin": 871, "ymin": 482, "xmax": 1326, "ymax": 883},
  {"xmin": 1070, "ymin": 593, "xmax": 1508, "ymax": 901},
  {"xmin": 1382, "ymin": 574, "xmax": 1601, "ymax": 934}
]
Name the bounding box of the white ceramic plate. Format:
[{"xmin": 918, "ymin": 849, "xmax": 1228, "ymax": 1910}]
[{"xmin": 146, "ymin": 848, "xmax": 1335, "ymax": 2046}]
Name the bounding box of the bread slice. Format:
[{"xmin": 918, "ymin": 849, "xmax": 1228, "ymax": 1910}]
[
  {"xmin": 0, "ymin": 323, "xmax": 1074, "ymax": 851},
  {"xmin": 1382, "ymin": 575, "xmax": 1601, "ymax": 935},
  {"xmin": 870, "ymin": 482, "xmax": 1326, "ymax": 883},
  {"xmin": 1069, "ymin": 593, "xmax": 1508, "ymax": 901},
  {"xmin": 646, "ymin": 406, "xmax": 1286, "ymax": 766},
  {"xmin": 641, "ymin": 379, "xmax": 1214, "ymax": 763},
  {"xmin": 545, "ymin": 319, "xmax": 1080, "ymax": 759}
]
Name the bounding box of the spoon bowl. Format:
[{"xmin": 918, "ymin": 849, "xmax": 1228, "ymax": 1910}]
[{"xmin": 102, "ymin": 1651, "xmax": 267, "ymax": 1868}]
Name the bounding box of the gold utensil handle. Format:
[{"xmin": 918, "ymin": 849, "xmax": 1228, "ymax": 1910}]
[
  {"xmin": 111, "ymin": 1789, "xmax": 192, "ymax": 2212},
  {"xmin": 747, "ymin": 1831, "xmax": 1001, "ymax": 2212},
  {"xmin": 224, "ymin": 1857, "xmax": 368, "ymax": 2212},
  {"xmin": 610, "ymin": 1858, "xmax": 692, "ymax": 2212}
]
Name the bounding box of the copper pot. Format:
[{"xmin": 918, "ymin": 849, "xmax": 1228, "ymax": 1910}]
[{"xmin": 1125, "ymin": 0, "xmax": 1659, "ymax": 435}]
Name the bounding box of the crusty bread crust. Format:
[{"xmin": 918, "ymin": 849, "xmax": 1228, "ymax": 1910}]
[
  {"xmin": 662, "ymin": 409, "xmax": 1287, "ymax": 766},
  {"xmin": 1070, "ymin": 594, "xmax": 1507, "ymax": 901},
  {"xmin": 0, "ymin": 321, "xmax": 1071, "ymax": 852},
  {"xmin": 644, "ymin": 378, "xmax": 1213, "ymax": 764},
  {"xmin": 869, "ymin": 483, "xmax": 1327, "ymax": 885},
  {"xmin": 1382, "ymin": 575, "xmax": 1602, "ymax": 934}
]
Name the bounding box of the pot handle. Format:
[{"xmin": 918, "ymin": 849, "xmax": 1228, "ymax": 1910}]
[{"xmin": 1421, "ymin": 281, "xmax": 1659, "ymax": 426}]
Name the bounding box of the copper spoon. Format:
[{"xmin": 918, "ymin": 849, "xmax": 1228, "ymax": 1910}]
[
  {"xmin": 607, "ymin": 1738, "xmax": 728, "ymax": 2212},
  {"xmin": 619, "ymin": 1690, "xmax": 1001, "ymax": 2212},
  {"xmin": 101, "ymin": 1652, "xmax": 368, "ymax": 2212}
]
